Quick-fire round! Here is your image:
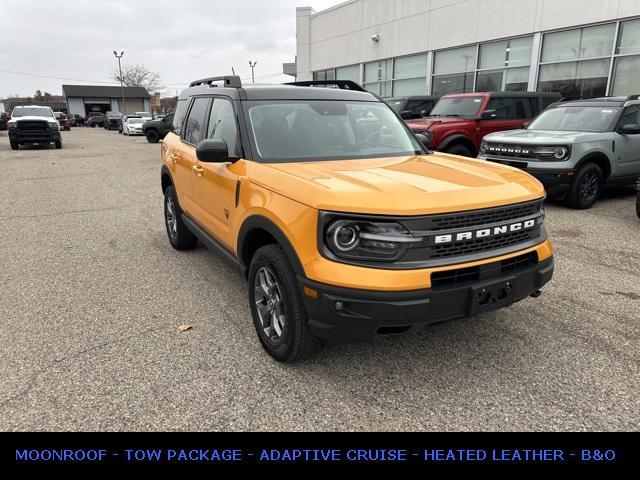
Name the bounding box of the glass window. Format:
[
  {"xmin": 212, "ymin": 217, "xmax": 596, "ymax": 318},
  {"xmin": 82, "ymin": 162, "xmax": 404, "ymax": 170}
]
[
  {"xmin": 432, "ymin": 73, "xmax": 474, "ymax": 95},
  {"xmin": 486, "ymin": 97, "xmax": 523, "ymax": 120},
  {"xmin": 430, "ymin": 96, "xmax": 485, "ymax": 118},
  {"xmin": 394, "ymin": 54, "xmax": 427, "ymax": 79},
  {"xmin": 538, "ymin": 59, "xmax": 609, "ymax": 98},
  {"xmin": 542, "ymin": 24, "xmax": 615, "ymax": 62},
  {"xmin": 528, "ymin": 105, "xmax": 620, "ymax": 132},
  {"xmin": 172, "ymin": 99, "xmax": 189, "ymax": 135},
  {"xmin": 244, "ymin": 101, "xmax": 421, "ymax": 162},
  {"xmin": 617, "ymin": 19, "xmax": 640, "ymax": 55},
  {"xmin": 476, "ymin": 66, "xmax": 529, "ymax": 92},
  {"xmin": 393, "ymin": 78, "xmax": 427, "ymax": 96},
  {"xmin": 365, "ymin": 60, "xmax": 392, "ymax": 82},
  {"xmin": 326, "ymin": 70, "xmax": 336, "ymax": 81},
  {"xmin": 479, "ymin": 37, "xmax": 532, "ymax": 69},
  {"xmin": 207, "ymin": 98, "xmax": 238, "ymax": 156},
  {"xmin": 612, "ymin": 55, "xmax": 640, "ymax": 96},
  {"xmin": 617, "ymin": 105, "xmax": 640, "ymax": 129},
  {"xmin": 433, "ymin": 46, "xmax": 477, "ymax": 74},
  {"xmin": 336, "ymin": 65, "xmax": 360, "ymax": 83},
  {"xmin": 313, "ymin": 71, "xmax": 326, "ymax": 81},
  {"xmin": 183, "ymin": 97, "xmax": 211, "ymax": 144}
]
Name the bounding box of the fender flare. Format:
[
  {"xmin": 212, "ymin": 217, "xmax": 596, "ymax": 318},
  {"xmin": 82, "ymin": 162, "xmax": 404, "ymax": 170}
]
[
  {"xmin": 574, "ymin": 151, "xmax": 614, "ymax": 178},
  {"xmin": 237, "ymin": 215, "xmax": 305, "ymax": 277},
  {"xmin": 437, "ymin": 134, "xmax": 476, "ymax": 154}
]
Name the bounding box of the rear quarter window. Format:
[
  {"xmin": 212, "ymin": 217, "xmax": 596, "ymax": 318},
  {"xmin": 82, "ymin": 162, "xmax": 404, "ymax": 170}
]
[{"xmin": 172, "ymin": 99, "xmax": 188, "ymax": 135}]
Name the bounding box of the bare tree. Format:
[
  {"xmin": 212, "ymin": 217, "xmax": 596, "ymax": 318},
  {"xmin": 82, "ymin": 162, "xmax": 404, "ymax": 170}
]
[{"xmin": 113, "ymin": 64, "xmax": 163, "ymax": 93}]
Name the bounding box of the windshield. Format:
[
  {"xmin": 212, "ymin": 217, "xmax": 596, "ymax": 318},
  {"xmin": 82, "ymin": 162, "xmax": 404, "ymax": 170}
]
[
  {"xmin": 12, "ymin": 107, "xmax": 54, "ymax": 118},
  {"xmin": 528, "ymin": 106, "xmax": 620, "ymax": 133},
  {"xmin": 429, "ymin": 97, "xmax": 484, "ymax": 118},
  {"xmin": 128, "ymin": 118, "xmax": 143, "ymax": 124},
  {"xmin": 244, "ymin": 101, "xmax": 422, "ymax": 162}
]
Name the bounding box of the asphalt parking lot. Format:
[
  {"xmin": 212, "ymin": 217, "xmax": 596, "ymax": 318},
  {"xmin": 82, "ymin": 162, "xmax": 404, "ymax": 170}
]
[{"xmin": 0, "ymin": 127, "xmax": 638, "ymax": 432}]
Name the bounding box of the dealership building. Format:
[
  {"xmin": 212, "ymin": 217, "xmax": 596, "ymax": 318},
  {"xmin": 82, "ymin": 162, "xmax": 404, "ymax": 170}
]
[
  {"xmin": 292, "ymin": 0, "xmax": 640, "ymax": 99},
  {"xmin": 62, "ymin": 85, "xmax": 151, "ymax": 117}
]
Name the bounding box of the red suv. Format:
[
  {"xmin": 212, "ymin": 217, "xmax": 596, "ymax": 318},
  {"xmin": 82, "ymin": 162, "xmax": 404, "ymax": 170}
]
[{"xmin": 406, "ymin": 92, "xmax": 560, "ymax": 157}]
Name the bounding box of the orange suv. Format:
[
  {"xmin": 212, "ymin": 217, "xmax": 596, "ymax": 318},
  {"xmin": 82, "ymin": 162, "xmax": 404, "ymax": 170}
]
[{"xmin": 161, "ymin": 77, "xmax": 554, "ymax": 362}]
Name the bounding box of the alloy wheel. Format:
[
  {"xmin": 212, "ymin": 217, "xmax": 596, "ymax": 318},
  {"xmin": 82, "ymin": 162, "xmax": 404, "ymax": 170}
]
[
  {"xmin": 165, "ymin": 195, "xmax": 178, "ymax": 239},
  {"xmin": 579, "ymin": 171, "xmax": 599, "ymax": 203},
  {"xmin": 254, "ymin": 266, "xmax": 286, "ymax": 342}
]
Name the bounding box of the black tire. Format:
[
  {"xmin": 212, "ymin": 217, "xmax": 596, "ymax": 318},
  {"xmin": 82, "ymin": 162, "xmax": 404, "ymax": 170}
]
[
  {"xmin": 248, "ymin": 244, "xmax": 320, "ymax": 363},
  {"xmin": 10, "ymin": 140, "xmax": 19, "ymax": 150},
  {"xmin": 54, "ymin": 139, "xmax": 62, "ymax": 149},
  {"xmin": 90, "ymin": 123, "xmax": 96, "ymax": 128},
  {"xmin": 567, "ymin": 163, "xmax": 603, "ymax": 210},
  {"xmin": 636, "ymin": 179, "xmax": 640, "ymax": 219},
  {"xmin": 146, "ymin": 129, "xmax": 160, "ymax": 143},
  {"xmin": 164, "ymin": 185, "xmax": 197, "ymax": 251},
  {"xmin": 444, "ymin": 144, "xmax": 474, "ymax": 158}
]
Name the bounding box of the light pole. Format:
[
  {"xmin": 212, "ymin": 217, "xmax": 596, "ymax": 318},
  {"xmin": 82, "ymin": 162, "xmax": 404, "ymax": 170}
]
[
  {"xmin": 113, "ymin": 51, "xmax": 125, "ymax": 114},
  {"xmin": 248, "ymin": 61, "xmax": 258, "ymax": 83}
]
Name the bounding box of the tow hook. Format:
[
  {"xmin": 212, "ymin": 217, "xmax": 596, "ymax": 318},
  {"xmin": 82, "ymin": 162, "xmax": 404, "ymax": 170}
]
[{"xmin": 530, "ymin": 290, "xmax": 542, "ymax": 298}]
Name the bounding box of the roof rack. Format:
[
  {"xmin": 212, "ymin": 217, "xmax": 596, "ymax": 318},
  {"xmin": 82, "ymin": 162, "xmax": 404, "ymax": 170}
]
[
  {"xmin": 285, "ymin": 80, "xmax": 366, "ymax": 92},
  {"xmin": 189, "ymin": 76, "xmax": 242, "ymax": 88},
  {"xmin": 625, "ymin": 95, "xmax": 640, "ymax": 101}
]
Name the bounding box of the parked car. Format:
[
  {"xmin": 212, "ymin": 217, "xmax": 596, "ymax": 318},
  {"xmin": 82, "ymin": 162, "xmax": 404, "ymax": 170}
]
[
  {"xmin": 122, "ymin": 116, "xmax": 144, "ymax": 135},
  {"xmin": 119, "ymin": 115, "xmax": 139, "ymax": 134},
  {"xmin": 86, "ymin": 112, "xmax": 106, "ymax": 128},
  {"xmin": 160, "ymin": 76, "xmax": 553, "ymax": 362},
  {"xmin": 0, "ymin": 112, "xmax": 8, "ymax": 131},
  {"xmin": 142, "ymin": 112, "xmax": 174, "ymax": 143},
  {"xmin": 104, "ymin": 112, "xmax": 122, "ymax": 130},
  {"xmin": 478, "ymin": 95, "xmax": 640, "ymax": 209},
  {"xmin": 406, "ymin": 92, "xmax": 561, "ymax": 157},
  {"xmin": 71, "ymin": 114, "xmax": 84, "ymax": 127},
  {"xmin": 8, "ymin": 105, "xmax": 62, "ymax": 150},
  {"xmin": 385, "ymin": 95, "xmax": 440, "ymax": 120},
  {"xmin": 54, "ymin": 112, "xmax": 71, "ymax": 131}
]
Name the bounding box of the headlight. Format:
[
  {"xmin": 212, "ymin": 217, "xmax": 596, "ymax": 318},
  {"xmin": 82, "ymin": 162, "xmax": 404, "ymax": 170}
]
[
  {"xmin": 49, "ymin": 121, "xmax": 59, "ymax": 129},
  {"xmin": 8, "ymin": 121, "xmax": 17, "ymax": 129},
  {"xmin": 325, "ymin": 219, "xmax": 423, "ymax": 262},
  {"xmin": 535, "ymin": 145, "xmax": 570, "ymax": 160}
]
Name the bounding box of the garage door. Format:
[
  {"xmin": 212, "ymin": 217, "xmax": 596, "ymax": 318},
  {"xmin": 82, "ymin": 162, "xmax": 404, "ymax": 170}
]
[{"xmin": 123, "ymin": 99, "xmax": 144, "ymax": 115}]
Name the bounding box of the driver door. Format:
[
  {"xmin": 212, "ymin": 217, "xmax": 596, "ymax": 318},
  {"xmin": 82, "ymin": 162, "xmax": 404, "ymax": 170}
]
[{"xmin": 614, "ymin": 105, "xmax": 640, "ymax": 177}]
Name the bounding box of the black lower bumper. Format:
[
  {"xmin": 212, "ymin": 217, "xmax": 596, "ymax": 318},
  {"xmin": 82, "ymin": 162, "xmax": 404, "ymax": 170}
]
[
  {"xmin": 486, "ymin": 160, "xmax": 574, "ymax": 198},
  {"xmin": 299, "ymin": 256, "xmax": 554, "ymax": 343},
  {"xmin": 9, "ymin": 131, "xmax": 61, "ymax": 144}
]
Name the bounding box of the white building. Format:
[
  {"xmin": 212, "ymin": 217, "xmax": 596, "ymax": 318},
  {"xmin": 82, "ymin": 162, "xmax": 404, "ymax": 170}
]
[{"xmin": 292, "ymin": 0, "xmax": 640, "ymax": 98}]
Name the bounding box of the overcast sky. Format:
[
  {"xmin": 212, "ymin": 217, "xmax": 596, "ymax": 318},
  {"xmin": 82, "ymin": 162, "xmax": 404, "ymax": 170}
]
[{"xmin": 0, "ymin": 0, "xmax": 343, "ymax": 98}]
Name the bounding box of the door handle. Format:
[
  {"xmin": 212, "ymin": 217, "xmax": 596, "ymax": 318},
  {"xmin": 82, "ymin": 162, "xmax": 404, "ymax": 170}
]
[
  {"xmin": 192, "ymin": 165, "xmax": 204, "ymax": 176},
  {"xmin": 169, "ymin": 153, "xmax": 179, "ymax": 164}
]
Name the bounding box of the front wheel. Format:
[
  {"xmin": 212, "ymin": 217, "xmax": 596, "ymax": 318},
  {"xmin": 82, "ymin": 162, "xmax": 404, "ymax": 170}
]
[
  {"xmin": 54, "ymin": 139, "xmax": 62, "ymax": 149},
  {"xmin": 248, "ymin": 245, "xmax": 320, "ymax": 363},
  {"xmin": 444, "ymin": 144, "xmax": 474, "ymax": 158},
  {"xmin": 146, "ymin": 129, "xmax": 160, "ymax": 143},
  {"xmin": 567, "ymin": 163, "xmax": 603, "ymax": 210},
  {"xmin": 164, "ymin": 185, "xmax": 198, "ymax": 250},
  {"xmin": 10, "ymin": 140, "xmax": 19, "ymax": 150},
  {"xmin": 636, "ymin": 179, "xmax": 640, "ymax": 219}
]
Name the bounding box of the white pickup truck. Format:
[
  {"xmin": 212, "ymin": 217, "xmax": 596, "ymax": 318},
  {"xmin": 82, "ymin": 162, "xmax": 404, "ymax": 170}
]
[{"xmin": 8, "ymin": 105, "xmax": 62, "ymax": 150}]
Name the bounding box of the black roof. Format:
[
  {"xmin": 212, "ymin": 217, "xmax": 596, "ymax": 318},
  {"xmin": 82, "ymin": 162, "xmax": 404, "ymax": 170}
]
[
  {"xmin": 62, "ymin": 85, "xmax": 151, "ymax": 99},
  {"xmin": 385, "ymin": 95, "xmax": 440, "ymax": 101},
  {"xmin": 178, "ymin": 83, "xmax": 378, "ymax": 102},
  {"xmin": 551, "ymin": 96, "xmax": 639, "ymax": 108}
]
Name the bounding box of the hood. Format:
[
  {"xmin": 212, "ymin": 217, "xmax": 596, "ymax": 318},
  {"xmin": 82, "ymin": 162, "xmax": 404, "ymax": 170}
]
[
  {"xmin": 405, "ymin": 116, "xmax": 467, "ymax": 131},
  {"xmin": 249, "ymin": 155, "xmax": 544, "ymax": 216},
  {"xmin": 12, "ymin": 115, "xmax": 57, "ymax": 122},
  {"xmin": 484, "ymin": 129, "xmax": 605, "ymax": 144}
]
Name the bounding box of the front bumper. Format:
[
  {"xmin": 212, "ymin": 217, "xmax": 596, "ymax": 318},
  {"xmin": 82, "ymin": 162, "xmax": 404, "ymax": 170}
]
[
  {"xmin": 299, "ymin": 255, "xmax": 554, "ymax": 343},
  {"xmin": 482, "ymin": 158, "xmax": 574, "ymax": 197},
  {"xmin": 9, "ymin": 130, "xmax": 61, "ymax": 144}
]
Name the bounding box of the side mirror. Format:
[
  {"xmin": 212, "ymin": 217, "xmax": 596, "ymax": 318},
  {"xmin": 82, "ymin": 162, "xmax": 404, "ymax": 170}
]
[
  {"xmin": 619, "ymin": 124, "xmax": 640, "ymax": 135},
  {"xmin": 196, "ymin": 139, "xmax": 230, "ymax": 163},
  {"xmin": 480, "ymin": 109, "xmax": 498, "ymax": 120},
  {"xmin": 415, "ymin": 133, "xmax": 432, "ymax": 148},
  {"xmin": 522, "ymin": 121, "xmax": 531, "ymax": 130}
]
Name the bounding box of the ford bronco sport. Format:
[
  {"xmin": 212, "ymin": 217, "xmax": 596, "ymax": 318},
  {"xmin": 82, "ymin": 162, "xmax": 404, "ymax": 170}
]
[
  {"xmin": 8, "ymin": 105, "xmax": 62, "ymax": 150},
  {"xmin": 406, "ymin": 92, "xmax": 560, "ymax": 157},
  {"xmin": 479, "ymin": 96, "xmax": 640, "ymax": 209},
  {"xmin": 161, "ymin": 77, "xmax": 554, "ymax": 363}
]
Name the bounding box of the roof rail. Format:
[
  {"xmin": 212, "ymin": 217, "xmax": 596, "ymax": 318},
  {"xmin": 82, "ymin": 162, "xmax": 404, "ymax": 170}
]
[
  {"xmin": 625, "ymin": 95, "xmax": 640, "ymax": 101},
  {"xmin": 189, "ymin": 76, "xmax": 242, "ymax": 88},
  {"xmin": 285, "ymin": 80, "xmax": 367, "ymax": 92}
]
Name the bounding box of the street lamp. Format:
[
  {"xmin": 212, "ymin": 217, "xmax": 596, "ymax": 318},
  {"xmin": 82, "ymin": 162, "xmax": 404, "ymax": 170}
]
[
  {"xmin": 113, "ymin": 51, "xmax": 125, "ymax": 114},
  {"xmin": 249, "ymin": 61, "xmax": 258, "ymax": 83}
]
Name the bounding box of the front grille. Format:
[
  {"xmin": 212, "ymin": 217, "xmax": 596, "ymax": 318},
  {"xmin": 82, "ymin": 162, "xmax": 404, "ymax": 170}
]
[
  {"xmin": 430, "ymin": 230, "xmax": 534, "ymax": 259},
  {"xmin": 484, "ymin": 143, "xmax": 537, "ymax": 159},
  {"xmin": 431, "ymin": 252, "xmax": 538, "ymax": 289},
  {"xmin": 18, "ymin": 121, "xmax": 48, "ymax": 131},
  {"xmin": 423, "ymin": 201, "xmax": 542, "ymax": 231}
]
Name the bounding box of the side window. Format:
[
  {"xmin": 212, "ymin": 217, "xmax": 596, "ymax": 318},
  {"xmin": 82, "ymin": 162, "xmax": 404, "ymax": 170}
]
[
  {"xmin": 529, "ymin": 98, "xmax": 540, "ymax": 117},
  {"xmin": 406, "ymin": 100, "xmax": 430, "ymax": 118},
  {"xmin": 207, "ymin": 98, "xmax": 239, "ymax": 155},
  {"xmin": 172, "ymin": 99, "xmax": 188, "ymax": 135},
  {"xmin": 487, "ymin": 98, "xmax": 518, "ymax": 120},
  {"xmin": 183, "ymin": 97, "xmax": 211, "ymax": 144},
  {"xmin": 617, "ymin": 105, "xmax": 640, "ymax": 129},
  {"xmin": 514, "ymin": 98, "xmax": 529, "ymax": 118}
]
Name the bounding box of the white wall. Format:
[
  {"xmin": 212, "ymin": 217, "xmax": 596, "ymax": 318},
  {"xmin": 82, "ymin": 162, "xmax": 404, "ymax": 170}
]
[
  {"xmin": 297, "ymin": 0, "xmax": 640, "ymax": 80},
  {"xmin": 66, "ymin": 97, "xmax": 85, "ymax": 117}
]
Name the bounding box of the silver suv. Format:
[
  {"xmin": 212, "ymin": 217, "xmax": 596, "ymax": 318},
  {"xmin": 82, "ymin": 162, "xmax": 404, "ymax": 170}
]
[{"xmin": 478, "ymin": 96, "xmax": 640, "ymax": 209}]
